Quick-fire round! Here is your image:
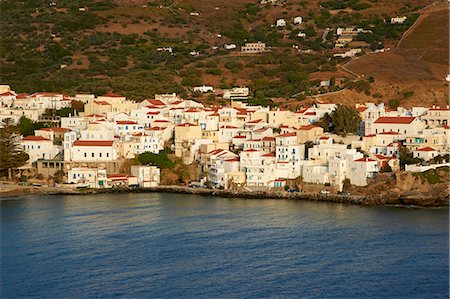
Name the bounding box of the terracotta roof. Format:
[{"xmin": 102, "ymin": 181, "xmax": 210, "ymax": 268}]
[
  {"xmin": 94, "ymin": 101, "xmax": 111, "ymax": 106},
  {"xmin": 21, "ymin": 136, "xmax": 50, "ymax": 141},
  {"xmin": 248, "ymin": 119, "xmax": 262, "ymax": 124},
  {"xmin": 73, "ymin": 140, "xmax": 114, "ymax": 147},
  {"xmin": 299, "ymin": 124, "xmax": 320, "ymax": 130},
  {"xmin": 177, "ymin": 123, "xmax": 197, "ymax": 127},
  {"xmin": 277, "ymin": 133, "xmax": 297, "ymax": 137},
  {"xmin": 133, "ymin": 132, "xmax": 149, "ymax": 137},
  {"xmin": 374, "ymin": 117, "xmax": 415, "ymax": 124},
  {"xmin": 209, "ymin": 149, "xmax": 225, "ymax": 155},
  {"xmin": 379, "ymin": 131, "xmax": 400, "ymax": 135},
  {"xmin": 16, "ymin": 93, "xmax": 29, "ymax": 99},
  {"xmin": 86, "ymin": 114, "xmax": 104, "ymax": 117},
  {"xmin": 364, "ymin": 134, "xmax": 376, "ymax": 137},
  {"xmin": 170, "ymin": 100, "xmax": 183, "ymax": 105},
  {"xmin": 356, "ymin": 106, "xmax": 368, "ymax": 112},
  {"xmin": 263, "ymin": 152, "xmax": 276, "ymax": 157},
  {"xmin": 242, "ymin": 149, "xmax": 258, "ymax": 152},
  {"xmin": 221, "ymin": 125, "xmax": 238, "ymax": 129},
  {"xmin": 262, "ymin": 137, "xmax": 275, "ymax": 141},
  {"xmin": 37, "ymin": 127, "xmax": 70, "ymax": 133},
  {"xmin": 148, "ymin": 99, "xmax": 165, "ymax": 106},
  {"xmin": 116, "ymin": 121, "xmax": 137, "ymax": 125},
  {"xmin": 319, "ymin": 136, "xmax": 330, "ymax": 140},
  {"xmin": 233, "ymin": 135, "xmax": 247, "ymax": 139},
  {"xmin": 225, "ymin": 158, "xmax": 240, "ymax": 162},
  {"xmin": 0, "ymin": 92, "xmax": 15, "ymax": 96},
  {"xmin": 354, "ymin": 157, "xmax": 376, "ymax": 162},
  {"xmin": 304, "ymin": 112, "xmax": 316, "ymax": 116},
  {"xmin": 415, "ymin": 147, "xmax": 436, "ymax": 152},
  {"xmin": 146, "ymin": 111, "xmax": 160, "ymax": 115},
  {"xmin": 102, "ymin": 92, "xmax": 123, "ymax": 97},
  {"xmin": 154, "ymin": 120, "xmax": 170, "ymax": 123}
]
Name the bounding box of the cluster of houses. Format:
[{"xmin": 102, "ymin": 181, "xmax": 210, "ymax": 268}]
[{"xmin": 1, "ymin": 84, "xmax": 449, "ymax": 191}]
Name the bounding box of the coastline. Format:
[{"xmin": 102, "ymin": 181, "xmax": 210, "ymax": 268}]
[{"xmin": 1, "ymin": 185, "xmax": 448, "ymax": 208}]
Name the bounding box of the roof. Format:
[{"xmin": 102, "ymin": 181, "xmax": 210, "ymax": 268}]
[
  {"xmin": 0, "ymin": 91, "xmax": 15, "ymax": 96},
  {"xmin": 225, "ymin": 158, "xmax": 240, "ymax": 162},
  {"xmin": 374, "ymin": 116, "xmax": 415, "ymax": 124},
  {"xmin": 154, "ymin": 120, "xmax": 170, "ymax": 123},
  {"xmin": 102, "ymin": 92, "xmax": 123, "ymax": 98},
  {"xmin": 364, "ymin": 134, "xmax": 376, "ymax": 138},
  {"xmin": 209, "ymin": 149, "xmax": 225, "ymax": 155},
  {"xmin": 247, "ymin": 119, "xmax": 263, "ymax": 124},
  {"xmin": 177, "ymin": 123, "xmax": 197, "ymax": 127},
  {"xmin": 148, "ymin": 99, "xmax": 165, "ymax": 106},
  {"xmin": 86, "ymin": 114, "xmax": 104, "ymax": 117},
  {"xmin": 379, "ymin": 131, "xmax": 400, "ymax": 135},
  {"xmin": 263, "ymin": 152, "xmax": 276, "ymax": 157},
  {"xmin": 429, "ymin": 107, "xmax": 450, "ymax": 111},
  {"xmin": 242, "ymin": 149, "xmax": 258, "ymax": 152},
  {"xmin": 220, "ymin": 125, "xmax": 238, "ymax": 129},
  {"xmin": 146, "ymin": 111, "xmax": 160, "ymax": 115},
  {"xmin": 299, "ymin": 124, "xmax": 320, "ymax": 131},
  {"xmin": 415, "ymin": 147, "xmax": 437, "ymax": 152},
  {"xmin": 116, "ymin": 121, "xmax": 138, "ymax": 125},
  {"xmin": 354, "ymin": 157, "xmax": 376, "ymax": 162},
  {"xmin": 73, "ymin": 140, "xmax": 114, "ymax": 147},
  {"xmin": 356, "ymin": 106, "xmax": 368, "ymax": 112},
  {"xmin": 233, "ymin": 135, "xmax": 247, "ymax": 139},
  {"xmin": 319, "ymin": 136, "xmax": 330, "ymax": 140},
  {"xmin": 21, "ymin": 136, "xmax": 50, "ymax": 141},
  {"xmin": 94, "ymin": 101, "xmax": 111, "ymax": 106},
  {"xmin": 262, "ymin": 137, "xmax": 275, "ymax": 141},
  {"xmin": 37, "ymin": 127, "xmax": 70, "ymax": 133},
  {"xmin": 277, "ymin": 133, "xmax": 297, "ymax": 137}
]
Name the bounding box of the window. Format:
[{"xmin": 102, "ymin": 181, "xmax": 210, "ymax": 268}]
[
  {"xmin": 84, "ymin": 153, "xmax": 87, "ymax": 157},
  {"xmin": 38, "ymin": 145, "xmax": 40, "ymax": 149},
  {"xmin": 106, "ymin": 153, "xmax": 109, "ymax": 157},
  {"xmin": 99, "ymin": 153, "xmax": 102, "ymax": 158},
  {"xmin": 92, "ymin": 153, "xmax": 94, "ymax": 157}
]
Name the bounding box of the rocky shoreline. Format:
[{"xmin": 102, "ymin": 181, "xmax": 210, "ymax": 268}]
[{"xmin": 1, "ymin": 185, "xmax": 448, "ymax": 208}]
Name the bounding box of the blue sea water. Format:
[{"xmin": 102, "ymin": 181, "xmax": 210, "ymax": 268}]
[{"xmin": 1, "ymin": 193, "xmax": 448, "ymax": 298}]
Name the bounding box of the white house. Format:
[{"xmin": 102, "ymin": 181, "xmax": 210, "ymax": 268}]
[
  {"xmin": 65, "ymin": 139, "xmax": 117, "ymax": 162},
  {"xmin": 20, "ymin": 135, "xmax": 62, "ymax": 164},
  {"xmin": 130, "ymin": 165, "xmax": 160, "ymax": 187},
  {"xmin": 276, "ymin": 19, "xmax": 286, "ymax": 27},
  {"xmin": 193, "ymin": 85, "xmax": 214, "ymax": 93},
  {"xmin": 67, "ymin": 168, "xmax": 108, "ymax": 188},
  {"xmin": 293, "ymin": 16, "xmax": 303, "ymax": 25},
  {"xmin": 372, "ymin": 116, "xmax": 425, "ymax": 137},
  {"xmin": 413, "ymin": 147, "xmax": 439, "ymax": 161},
  {"xmin": 391, "ymin": 16, "xmax": 407, "ymax": 24},
  {"xmin": 223, "ymin": 88, "xmax": 249, "ymax": 100}
]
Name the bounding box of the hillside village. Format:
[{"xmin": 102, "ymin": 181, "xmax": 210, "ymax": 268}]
[{"xmin": 1, "ymin": 84, "xmax": 448, "ymax": 194}]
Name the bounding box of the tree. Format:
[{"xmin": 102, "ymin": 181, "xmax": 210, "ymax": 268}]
[
  {"xmin": 17, "ymin": 116, "xmax": 34, "ymax": 137},
  {"xmin": 330, "ymin": 105, "xmax": 362, "ymax": 135},
  {"xmin": 342, "ymin": 178, "xmax": 351, "ymax": 193},
  {"xmin": 0, "ymin": 119, "xmax": 29, "ymax": 180}
]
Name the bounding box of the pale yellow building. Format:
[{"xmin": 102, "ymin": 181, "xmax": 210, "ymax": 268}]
[
  {"xmin": 296, "ymin": 125, "xmax": 324, "ymax": 143},
  {"xmin": 174, "ymin": 123, "xmax": 202, "ymax": 157}
]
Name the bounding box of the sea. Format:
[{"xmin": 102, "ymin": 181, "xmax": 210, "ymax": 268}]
[{"xmin": 1, "ymin": 193, "xmax": 448, "ymax": 298}]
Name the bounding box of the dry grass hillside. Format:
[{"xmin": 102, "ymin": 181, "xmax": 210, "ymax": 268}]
[{"xmin": 342, "ymin": 2, "xmax": 448, "ymax": 108}]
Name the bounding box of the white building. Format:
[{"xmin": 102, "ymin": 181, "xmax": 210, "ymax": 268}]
[
  {"xmin": 276, "ymin": 19, "xmax": 286, "ymax": 27},
  {"xmin": 391, "ymin": 16, "xmax": 407, "ymax": 24},
  {"xmin": 20, "ymin": 135, "xmax": 62, "ymax": 164},
  {"xmin": 293, "ymin": 16, "xmax": 303, "ymax": 25},
  {"xmin": 413, "ymin": 147, "xmax": 439, "ymax": 161},
  {"xmin": 223, "ymin": 88, "xmax": 249, "ymax": 100},
  {"xmin": 193, "ymin": 85, "xmax": 214, "ymax": 93},
  {"xmin": 67, "ymin": 168, "xmax": 108, "ymax": 188},
  {"xmin": 130, "ymin": 165, "xmax": 160, "ymax": 187}
]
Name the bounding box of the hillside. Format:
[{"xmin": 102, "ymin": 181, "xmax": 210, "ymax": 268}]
[{"xmin": 0, "ymin": 0, "xmax": 447, "ymax": 108}]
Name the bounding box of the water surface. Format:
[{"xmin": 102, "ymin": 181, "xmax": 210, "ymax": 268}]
[{"xmin": 1, "ymin": 193, "xmax": 448, "ymax": 298}]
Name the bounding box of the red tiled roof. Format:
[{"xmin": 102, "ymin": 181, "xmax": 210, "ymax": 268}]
[
  {"xmin": 356, "ymin": 106, "xmax": 368, "ymax": 112},
  {"xmin": 225, "ymin": 158, "xmax": 240, "ymax": 162},
  {"xmin": 354, "ymin": 157, "xmax": 376, "ymax": 162},
  {"xmin": 304, "ymin": 112, "xmax": 316, "ymax": 116},
  {"xmin": 148, "ymin": 99, "xmax": 165, "ymax": 106},
  {"xmin": 319, "ymin": 136, "xmax": 330, "ymax": 140},
  {"xmin": 21, "ymin": 136, "xmax": 50, "ymax": 141},
  {"xmin": 277, "ymin": 133, "xmax": 297, "ymax": 137},
  {"xmin": 262, "ymin": 137, "xmax": 275, "ymax": 141},
  {"xmin": 416, "ymin": 147, "xmax": 436, "ymax": 152},
  {"xmin": 170, "ymin": 100, "xmax": 183, "ymax": 105},
  {"xmin": 0, "ymin": 92, "xmax": 15, "ymax": 96},
  {"xmin": 16, "ymin": 93, "xmax": 29, "ymax": 99},
  {"xmin": 221, "ymin": 125, "xmax": 238, "ymax": 129},
  {"xmin": 209, "ymin": 149, "xmax": 225, "ymax": 155},
  {"xmin": 37, "ymin": 127, "xmax": 70, "ymax": 133},
  {"xmin": 374, "ymin": 117, "xmax": 415, "ymax": 124},
  {"xmin": 263, "ymin": 152, "xmax": 276, "ymax": 157},
  {"xmin": 364, "ymin": 134, "xmax": 376, "ymax": 137},
  {"xmin": 154, "ymin": 120, "xmax": 170, "ymax": 123},
  {"xmin": 233, "ymin": 135, "xmax": 246, "ymax": 139},
  {"xmin": 116, "ymin": 121, "xmax": 137, "ymax": 125},
  {"xmin": 177, "ymin": 123, "xmax": 197, "ymax": 127},
  {"xmin": 73, "ymin": 140, "xmax": 114, "ymax": 147},
  {"xmin": 379, "ymin": 131, "xmax": 400, "ymax": 135},
  {"xmin": 94, "ymin": 101, "xmax": 111, "ymax": 106},
  {"xmin": 242, "ymin": 149, "xmax": 258, "ymax": 152},
  {"xmin": 146, "ymin": 111, "xmax": 160, "ymax": 115},
  {"xmin": 133, "ymin": 132, "xmax": 149, "ymax": 137},
  {"xmin": 248, "ymin": 119, "xmax": 262, "ymax": 123},
  {"xmin": 299, "ymin": 124, "xmax": 320, "ymax": 131},
  {"xmin": 102, "ymin": 92, "xmax": 123, "ymax": 98}
]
